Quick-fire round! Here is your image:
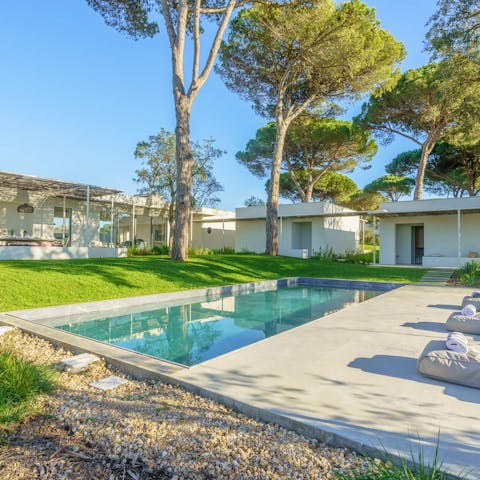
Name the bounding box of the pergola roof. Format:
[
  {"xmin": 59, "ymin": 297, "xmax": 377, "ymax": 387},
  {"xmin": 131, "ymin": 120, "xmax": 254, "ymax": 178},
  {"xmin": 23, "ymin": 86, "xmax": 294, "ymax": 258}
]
[{"xmin": 0, "ymin": 170, "xmax": 122, "ymax": 199}]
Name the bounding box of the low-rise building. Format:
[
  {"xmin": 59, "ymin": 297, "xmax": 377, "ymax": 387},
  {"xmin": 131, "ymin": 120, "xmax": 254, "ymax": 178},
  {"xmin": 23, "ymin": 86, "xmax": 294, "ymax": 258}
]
[
  {"xmin": 234, "ymin": 202, "xmax": 360, "ymax": 258},
  {"xmin": 374, "ymin": 197, "xmax": 480, "ymax": 268}
]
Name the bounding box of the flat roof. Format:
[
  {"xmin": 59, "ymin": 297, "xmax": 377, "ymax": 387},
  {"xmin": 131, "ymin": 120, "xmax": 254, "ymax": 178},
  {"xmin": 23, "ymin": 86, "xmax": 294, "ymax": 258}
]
[
  {"xmin": 370, "ymin": 197, "xmax": 480, "ymax": 217},
  {"xmin": 193, "ymin": 210, "xmax": 366, "ymax": 223},
  {"xmin": 0, "ymin": 170, "xmax": 122, "ymax": 199}
]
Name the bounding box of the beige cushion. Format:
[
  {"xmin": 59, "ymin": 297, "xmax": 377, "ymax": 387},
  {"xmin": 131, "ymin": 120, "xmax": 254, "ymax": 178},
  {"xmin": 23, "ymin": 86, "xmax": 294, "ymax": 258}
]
[
  {"xmin": 461, "ymin": 296, "xmax": 480, "ymax": 309},
  {"xmin": 446, "ymin": 312, "xmax": 480, "ymax": 334},
  {"xmin": 417, "ymin": 340, "xmax": 480, "ymax": 389}
]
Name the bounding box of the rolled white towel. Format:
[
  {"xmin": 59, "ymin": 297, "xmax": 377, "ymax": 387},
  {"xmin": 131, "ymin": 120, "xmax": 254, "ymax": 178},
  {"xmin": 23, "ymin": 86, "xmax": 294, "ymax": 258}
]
[
  {"xmin": 446, "ymin": 333, "xmax": 468, "ymax": 354},
  {"xmin": 461, "ymin": 304, "xmax": 477, "ymax": 317},
  {"xmin": 448, "ymin": 331, "xmax": 467, "ymax": 341},
  {"xmin": 472, "ymin": 291, "xmax": 480, "ymax": 298}
]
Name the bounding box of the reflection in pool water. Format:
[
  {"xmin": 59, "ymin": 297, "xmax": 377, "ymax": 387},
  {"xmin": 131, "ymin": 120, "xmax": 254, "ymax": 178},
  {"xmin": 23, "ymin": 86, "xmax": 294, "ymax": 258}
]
[{"xmin": 56, "ymin": 286, "xmax": 381, "ymax": 366}]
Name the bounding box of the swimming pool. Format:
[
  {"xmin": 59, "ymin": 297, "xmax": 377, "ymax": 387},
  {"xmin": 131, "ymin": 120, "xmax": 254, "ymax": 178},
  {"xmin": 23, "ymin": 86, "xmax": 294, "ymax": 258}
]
[{"xmin": 51, "ymin": 283, "xmax": 384, "ymax": 367}]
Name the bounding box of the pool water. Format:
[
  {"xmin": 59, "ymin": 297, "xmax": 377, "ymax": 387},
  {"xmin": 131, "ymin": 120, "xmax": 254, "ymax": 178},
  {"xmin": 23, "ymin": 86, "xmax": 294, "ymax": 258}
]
[{"xmin": 56, "ymin": 286, "xmax": 381, "ymax": 366}]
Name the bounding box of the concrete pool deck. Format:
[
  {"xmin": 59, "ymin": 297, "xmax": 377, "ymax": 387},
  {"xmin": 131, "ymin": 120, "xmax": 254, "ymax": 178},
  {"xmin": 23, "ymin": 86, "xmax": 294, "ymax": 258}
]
[
  {"xmin": 173, "ymin": 285, "xmax": 480, "ymax": 479},
  {"xmin": 1, "ymin": 283, "xmax": 479, "ymax": 477}
]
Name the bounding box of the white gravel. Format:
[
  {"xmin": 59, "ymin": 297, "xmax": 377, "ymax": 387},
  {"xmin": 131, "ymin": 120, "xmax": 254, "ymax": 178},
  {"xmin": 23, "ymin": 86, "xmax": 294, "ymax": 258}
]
[{"xmin": 0, "ymin": 330, "xmax": 375, "ymax": 479}]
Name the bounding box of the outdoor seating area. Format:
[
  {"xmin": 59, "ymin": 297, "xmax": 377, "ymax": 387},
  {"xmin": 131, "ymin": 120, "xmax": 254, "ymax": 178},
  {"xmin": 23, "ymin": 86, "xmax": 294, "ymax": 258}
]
[{"xmin": 417, "ymin": 292, "xmax": 480, "ymax": 389}]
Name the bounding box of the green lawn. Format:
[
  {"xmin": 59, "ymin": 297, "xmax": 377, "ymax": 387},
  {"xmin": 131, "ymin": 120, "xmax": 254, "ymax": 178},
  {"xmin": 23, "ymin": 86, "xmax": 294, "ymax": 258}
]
[{"xmin": 0, "ymin": 254, "xmax": 424, "ymax": 311}]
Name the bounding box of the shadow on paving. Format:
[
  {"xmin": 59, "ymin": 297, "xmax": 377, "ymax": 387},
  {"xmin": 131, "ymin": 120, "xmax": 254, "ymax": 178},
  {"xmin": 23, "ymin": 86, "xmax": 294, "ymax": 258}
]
[{"xmin": 348, "ymin": 355, "xmax": 480, "ymax": 404}]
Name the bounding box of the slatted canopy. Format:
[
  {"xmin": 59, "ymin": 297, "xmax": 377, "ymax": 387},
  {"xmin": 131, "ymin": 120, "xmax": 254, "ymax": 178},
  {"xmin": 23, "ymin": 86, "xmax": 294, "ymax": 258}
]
[{"xmin": 0, "ymin": 170, "xmax": 122, "ymax": 199}]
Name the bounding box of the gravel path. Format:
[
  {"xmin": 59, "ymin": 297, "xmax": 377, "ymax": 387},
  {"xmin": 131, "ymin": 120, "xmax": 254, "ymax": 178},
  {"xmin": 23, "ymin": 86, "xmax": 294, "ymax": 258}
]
[{"xmin": 0, "ymin": 330, "xmax": 372, "ymax": 480}]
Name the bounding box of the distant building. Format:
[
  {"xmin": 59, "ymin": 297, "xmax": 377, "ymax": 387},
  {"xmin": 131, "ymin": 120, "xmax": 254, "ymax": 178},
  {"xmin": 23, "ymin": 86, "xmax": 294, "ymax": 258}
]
[
  {"xmin": 373, "ymin": 197, "xmax": 480, "ymax": 268},
  {"xmin": 0, "ymin": 170, "xmax": 235, "ymax": 260},
  {"xmin": 234, "ymin": 202, "xmax": 360, "ymax": 258}
]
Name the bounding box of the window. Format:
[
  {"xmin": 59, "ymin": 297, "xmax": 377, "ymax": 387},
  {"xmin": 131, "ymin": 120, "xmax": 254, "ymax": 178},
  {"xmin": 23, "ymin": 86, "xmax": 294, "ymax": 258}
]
[{"xmin": 153, "ymin": 224, "xmax": 166, "ymax": 243}]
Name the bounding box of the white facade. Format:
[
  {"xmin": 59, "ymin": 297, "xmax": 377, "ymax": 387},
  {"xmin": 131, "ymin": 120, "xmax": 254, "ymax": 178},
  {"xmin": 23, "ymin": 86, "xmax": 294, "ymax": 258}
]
[
  {"xmin": 0, "ymin": 172, "xmax": 236, "ymax": 260},
  {"xmin": 235, "ymin": 202, "xmax": 360, "ymax": 257},
  {"xmin": 191, "ymin": 207, "xmax": 236, "ymax": 251},
  {"xmin": 377, "ymin": 198, "xmax": 480, "ymax": 268}
]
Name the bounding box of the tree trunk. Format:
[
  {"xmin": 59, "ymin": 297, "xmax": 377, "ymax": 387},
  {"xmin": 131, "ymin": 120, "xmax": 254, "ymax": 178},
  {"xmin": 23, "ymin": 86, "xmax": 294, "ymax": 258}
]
[
  {"xmin": 171, "ymin": 96, "xmax": 194, "ymax": 261},
  {"xmin": 266, "ymin": 121, "xmax": 288, "ymax": 255},
  {"xmin": 168, "ymin": 198, "xmax": 175, "ymax": 250},
  {"xmin": 414, "ymin": 139, "xmax": 435, "ymax": 200},
  {"xmin": 305, "ymin": 169, "xmax": 314, "ymax": 203}
]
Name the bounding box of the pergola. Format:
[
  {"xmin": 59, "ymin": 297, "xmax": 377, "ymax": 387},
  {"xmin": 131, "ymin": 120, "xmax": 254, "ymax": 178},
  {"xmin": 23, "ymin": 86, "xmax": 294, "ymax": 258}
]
[{"xmin": 0, "ymin": 170, "xmax": 122, "ymax": 245}]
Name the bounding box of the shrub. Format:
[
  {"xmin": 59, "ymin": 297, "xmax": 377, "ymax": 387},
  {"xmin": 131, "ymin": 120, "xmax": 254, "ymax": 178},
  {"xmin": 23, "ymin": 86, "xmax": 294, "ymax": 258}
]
[
  {"xmin": 152, "ymin": 244, "xmax": 169, "ymax": 255},
  {"xmin": 0, "ymin": 351, "xmax": 56, "ymax": 424},
  {"xmin": 458, "ymin": 261, "xmax": 480, "ymax": 286},
  {"xmin": 341, "ymin": 250, "xmax": 374, "ymax": 265},
  {"xmin": 188, "ymin": 247, "xmax": 214, "ymax": 256},
  {"xmin": 313, "ymin": 246, "xmax": 339, "ymax": 261},
  {"xmin": 128, "ymin": 247, "xmax": 154, "ymax": 256}
]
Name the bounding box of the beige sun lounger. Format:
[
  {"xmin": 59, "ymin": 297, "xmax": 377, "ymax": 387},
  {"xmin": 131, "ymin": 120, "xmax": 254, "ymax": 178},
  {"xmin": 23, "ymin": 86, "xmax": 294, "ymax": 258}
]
[
  {"xmin": 417, "ymin": 340, "xmax": 480, "ymax": 389},
  {"xmin": 446, "ymin": 312, "xmax": 480, "ymax": 334}
]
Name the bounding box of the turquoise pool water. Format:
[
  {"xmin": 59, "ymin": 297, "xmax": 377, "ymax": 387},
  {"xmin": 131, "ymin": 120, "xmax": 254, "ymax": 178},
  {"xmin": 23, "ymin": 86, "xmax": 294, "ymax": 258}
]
[{"xmin": 56, "ymin": 286, "xmax": 381, "ymax": 366}]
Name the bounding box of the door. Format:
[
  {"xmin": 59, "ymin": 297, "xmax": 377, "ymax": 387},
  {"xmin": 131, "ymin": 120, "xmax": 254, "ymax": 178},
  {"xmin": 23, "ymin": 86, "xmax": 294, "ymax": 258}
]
[
  {"xmin": 411, "ymin": 226, "xmax": 424, "ymax": 265},
  {"xmin": 291, "ymin": 222, "xmax": 312, "ymax": 256}
]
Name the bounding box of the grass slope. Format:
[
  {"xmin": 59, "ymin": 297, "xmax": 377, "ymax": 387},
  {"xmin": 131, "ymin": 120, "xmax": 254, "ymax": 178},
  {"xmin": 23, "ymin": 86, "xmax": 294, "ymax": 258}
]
[{"xmin": 0, "ymin": 254, "xmax": 424, "ymax": 311}]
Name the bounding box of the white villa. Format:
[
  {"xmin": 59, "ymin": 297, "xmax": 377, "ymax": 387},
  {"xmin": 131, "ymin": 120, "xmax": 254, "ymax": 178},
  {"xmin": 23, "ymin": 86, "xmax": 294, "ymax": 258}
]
[
  {"xmin": 235, "ymin": 202, "xmax": 361, "ymax": 258},
  {"xmin": 374, "ymin": 197, "xmax": 480, "ymax": 268},
  {"xmin": 0, "ymin": 171, "xmax": 234, "ymax": 260}
]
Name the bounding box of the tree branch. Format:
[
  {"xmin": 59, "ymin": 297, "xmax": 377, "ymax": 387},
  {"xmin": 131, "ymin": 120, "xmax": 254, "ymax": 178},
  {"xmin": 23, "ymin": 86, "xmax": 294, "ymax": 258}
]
[
  {"xmin": 188, "ymin": 0, "xmax": 237, "ymax": 99},
  {"xmin": 191, "ymin": 0, "xmax": 201, "ymax": 83},
  {"xmin": 160, "ymin": 0, "xmax": 177, "ymax": 48}
]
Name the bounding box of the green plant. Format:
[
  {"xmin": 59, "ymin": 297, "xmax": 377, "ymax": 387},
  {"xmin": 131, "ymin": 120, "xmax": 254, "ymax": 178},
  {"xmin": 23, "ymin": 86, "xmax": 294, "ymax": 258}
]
[
  {"xmin": 458, "ymin": 260, "xmax": 480, "ymax": 285},
  {"xmin": 313, "ymin": 246, "xmax": 339, "ymax": 261},
  {"xmin": 152, "ymin": 244, "xmax": 169, "ymax": 255},
  {"xmin": 342, "ymin": 249, "xmax": 374, "ymax": 265},
  {"xmin": 188, "ymin": 247, "xmax": 214, "ymax": 256},
  {"xmin": 0, "ymin": 351, "xmax": 56, "ymax": 424},
  {"xmin": 128, "ymin": 247, "xmax": 154, "ymax": 256},
  {"xmin": 337, "ymin": 438, "xmax": 451, "ymax": 480}
]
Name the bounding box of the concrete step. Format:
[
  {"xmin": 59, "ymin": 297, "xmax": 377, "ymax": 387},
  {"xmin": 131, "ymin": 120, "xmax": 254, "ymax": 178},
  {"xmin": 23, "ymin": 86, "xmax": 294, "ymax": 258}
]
[
  {"xmin": 419, "ymin": 269, "xmax": 455, "ymax": 286},
  {"xmin": 59, "ymin": 353, "xmax": 100, "ymax": 373},
  {"xmin": 90, "ymin": 375, "xmax": 127, "ymax": 391}
]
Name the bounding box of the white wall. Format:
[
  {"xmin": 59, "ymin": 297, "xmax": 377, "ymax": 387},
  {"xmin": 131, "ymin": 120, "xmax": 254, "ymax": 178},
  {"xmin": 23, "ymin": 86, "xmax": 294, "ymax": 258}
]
[
  {"xmin": 235, "ymin": 215, "xmax": 359, "ymax": 257},
  {"xmin": 0, "ymin": 246, "xmax": 127, "ymax": 260},
  {"xmin": 192, "ymin": 221, "xmax": 235, "ymax": 250},
  {"xmin": 235, "ymin": 220, "xmax": 266, "ymax": 253}
]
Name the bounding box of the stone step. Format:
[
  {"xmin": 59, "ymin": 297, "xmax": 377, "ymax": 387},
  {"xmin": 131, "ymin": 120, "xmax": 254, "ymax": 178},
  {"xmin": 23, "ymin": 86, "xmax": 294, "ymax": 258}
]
[
  {"xmin": 0, "ymin": 325, "xmax": 15, "ymax": 337},
  {"xmin": 90, "ymin": 375, "xmax": 127, "ymax": 391},
  {"xmin": 59, "ymin": 353, "xmax": 100, "ymax": 373}
]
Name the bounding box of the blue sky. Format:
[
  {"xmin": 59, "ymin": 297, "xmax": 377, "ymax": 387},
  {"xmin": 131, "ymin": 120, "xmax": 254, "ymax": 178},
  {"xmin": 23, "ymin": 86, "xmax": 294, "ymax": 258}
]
[{"xmin": 0, "ymin": 0, "xmax": 437, "ymax": 210}]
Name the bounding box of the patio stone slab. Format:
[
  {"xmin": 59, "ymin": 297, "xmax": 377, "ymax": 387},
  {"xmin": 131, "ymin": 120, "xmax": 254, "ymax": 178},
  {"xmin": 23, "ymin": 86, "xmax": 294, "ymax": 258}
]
[
  {"xmin": 0, "ymin": 325, "xmax": 15, "ymax": 336},
  {"xmin": 59, "ymin": 353, "xmax": 100, "ymax": 373},
  {"xmin": 90, "ymin": 375, "xmax": 127, "ymax": 391}
]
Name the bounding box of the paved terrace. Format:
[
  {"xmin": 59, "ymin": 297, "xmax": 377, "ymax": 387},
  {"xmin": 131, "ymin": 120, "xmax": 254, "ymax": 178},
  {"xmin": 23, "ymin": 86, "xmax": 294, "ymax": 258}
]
[
  {"xmin": 174, "ymin": 285, "xmax": 480, "ymax": 479},
  {"xmin": 2, "ymin": 284, "xmax": 479, "ymax": 478}
]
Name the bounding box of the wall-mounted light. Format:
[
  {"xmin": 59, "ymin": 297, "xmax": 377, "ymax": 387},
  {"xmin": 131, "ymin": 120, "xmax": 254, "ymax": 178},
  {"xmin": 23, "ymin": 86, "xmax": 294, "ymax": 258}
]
[{"xmin": 17, "ymin": 203, "xmax": 34, "ymax": 213}]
